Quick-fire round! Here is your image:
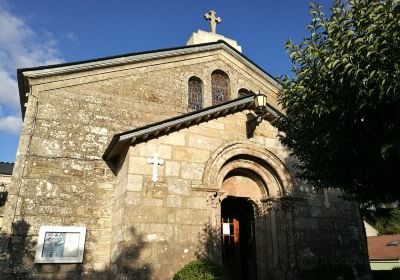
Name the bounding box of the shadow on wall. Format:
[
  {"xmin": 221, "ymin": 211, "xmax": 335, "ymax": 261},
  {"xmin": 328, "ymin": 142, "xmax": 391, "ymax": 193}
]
[
  {"xmin": 195, "ymin": 222, "xmax": 220, "ymax": 262},
  {"xmin": 0, "ymin": 219, "xmax": 34, "ymax": 278},
  {"xmin": 0, "ymin": 221, "xmax": 152, "ymax": 279},
  {"xmin": 192, "ymin": 200, "xmax": 369, "ymax": 280}
]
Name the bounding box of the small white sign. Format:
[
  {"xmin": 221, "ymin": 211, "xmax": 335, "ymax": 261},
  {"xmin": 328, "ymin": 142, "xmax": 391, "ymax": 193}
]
[
  {"xmin": 34, "ymin": 226, "xmax": 86, "ymax": 263},
  {"xmin": 222, "ymin": 223, "xmax": 230, "ymax": 235}
]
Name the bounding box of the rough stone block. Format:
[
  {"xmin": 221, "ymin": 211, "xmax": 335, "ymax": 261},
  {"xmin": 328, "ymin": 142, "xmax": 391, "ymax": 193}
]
[
  {"xmin": 295, "ymin": 217, "xmax": 319, "ymax": 230},
  {"xmin": 143, "ymin": 198, "xmax": 164, "ymax": 207},
  {"xmin": 129, "ymin": 156, "xmax": 164, "ymax": 177},
  {"xmin": 183, "ymin": 197, "xmax": 207, "ymax": 209},
  {"xmin": 127, "ymin": 174, "xmax": 143, "ymax": 192},
  {"xmin": 159, "ymin": 132, "xmax": 186, "ymax": 146},
  {"xmin": 180, "ymin": 163, "xmax": 204, "ymax": 180},
  {"xmin": 167, "ymin": 195, "xmax": 183, "ymax": 208},
  {"xmin": 174, "ymin": 208, "xmax": 206, "ymax": 225},
  {"xmin": 125, "ymin": 192, "xmax": 141, "ymax": 205},
  {"xmin": 310, "ymin": 207, "xmax": 323, "ymax": 218},
  {"xmin": 138, "ymin": 143, "xmax": 172, "ymax": 159},
  {"xmin": 188, "ymin": 134, "xmax": 222, "ymax": 150},
  {"xmin": 171, "ymin": 147, "xmax": 210, "ymax": 163},
  {"xmin": 187, "ymin": 126, "xmax": 219, "ymax": 137},
  {"xmin": 201, "ymin": 121, "xmax": 224, "ymax": 130},
  {"xmin": 167, "ymin": 178, "xmax": 191, "ymax": 195},
  {"xmin": 165, "ymin": 161, "xmax": 180, "ymax": 177},
  {"xmin": 264, "ymin": 137, "xmax": 285, "ymax": 149}
]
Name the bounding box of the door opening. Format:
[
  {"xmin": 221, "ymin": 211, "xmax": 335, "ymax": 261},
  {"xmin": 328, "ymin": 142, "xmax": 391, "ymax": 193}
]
[{"xmin": 221, "ymin": 196, "xmax": 257, "ymax": 280}]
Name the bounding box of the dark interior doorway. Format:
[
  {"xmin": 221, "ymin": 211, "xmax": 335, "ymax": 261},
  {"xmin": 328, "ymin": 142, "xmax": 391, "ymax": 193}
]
[{"xmin": 221, "ymin": 196, "xmax": 257, "ymax": 280}]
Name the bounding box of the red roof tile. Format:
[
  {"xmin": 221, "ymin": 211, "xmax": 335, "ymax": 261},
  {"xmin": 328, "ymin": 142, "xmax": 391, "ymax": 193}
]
[{"xmin": 368, "ymin": 235, "xmax": 400, "ymax": 260}]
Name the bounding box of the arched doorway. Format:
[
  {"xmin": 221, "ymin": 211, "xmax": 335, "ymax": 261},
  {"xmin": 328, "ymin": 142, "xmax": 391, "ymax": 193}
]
[
  {"xmin": 221, "ymin": 197, "xmax": 257, "ymax": 280},
  {"xmin": 203, "ymin": 141, "xmax": 296, "ymax": 279}
]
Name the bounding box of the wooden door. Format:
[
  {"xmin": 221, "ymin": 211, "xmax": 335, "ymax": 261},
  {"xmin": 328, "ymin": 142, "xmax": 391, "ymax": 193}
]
[{"xmin": 221, "ymin": 217, "xmax": 242, "ymax": 278}]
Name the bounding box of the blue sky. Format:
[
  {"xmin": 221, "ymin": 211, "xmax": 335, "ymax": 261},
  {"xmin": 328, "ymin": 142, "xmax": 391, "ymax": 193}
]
[{"xmin": 0, "ymin": 0, "xmax": 332, "ymax": 162}]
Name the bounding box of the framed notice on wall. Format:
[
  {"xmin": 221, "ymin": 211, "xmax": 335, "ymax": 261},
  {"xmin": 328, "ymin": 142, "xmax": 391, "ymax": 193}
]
[{"xmin": 34, "ymin": 226, "xmax": 86, "ymax": 264}]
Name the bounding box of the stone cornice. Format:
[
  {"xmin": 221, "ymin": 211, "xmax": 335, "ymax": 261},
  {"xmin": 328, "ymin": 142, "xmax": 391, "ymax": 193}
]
[{"xmin": 19, "ymin": 41, "xmax": 277, "ymax": 86}]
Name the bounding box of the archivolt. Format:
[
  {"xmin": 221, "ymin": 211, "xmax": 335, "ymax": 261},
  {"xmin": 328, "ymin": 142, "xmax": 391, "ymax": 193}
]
[{"xmin": 203, "ymin": 140, "xmax": 294, "ymax": 197}]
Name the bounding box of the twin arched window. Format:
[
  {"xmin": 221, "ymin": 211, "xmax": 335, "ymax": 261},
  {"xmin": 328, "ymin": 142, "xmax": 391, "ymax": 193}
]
[
  {"xmin": 188, "ymin": 76, "xmax": 203, "ymax": 110},
  {"xmin": 187, "ymin": 70, "xmax": 230, "ymax": 110},
  {"xmin": 211, "ymin": 70, "xmax": 230, "ymax": 105}
]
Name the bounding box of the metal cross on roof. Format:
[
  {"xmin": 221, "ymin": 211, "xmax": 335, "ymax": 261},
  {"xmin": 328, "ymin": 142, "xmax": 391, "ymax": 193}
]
[{"xmin": 204, "ymin": 10, "xmax": 222, "ymax": 34}]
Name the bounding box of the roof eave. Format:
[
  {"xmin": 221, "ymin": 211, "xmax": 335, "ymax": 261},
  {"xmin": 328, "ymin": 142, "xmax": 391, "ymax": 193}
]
[{"xmin": 102, "ymin": 94, "xmax": 281, "ymax": 164}]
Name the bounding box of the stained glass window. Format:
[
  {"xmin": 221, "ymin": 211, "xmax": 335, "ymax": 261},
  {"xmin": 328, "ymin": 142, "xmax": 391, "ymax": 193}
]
[
  {"xmin": 238, "ymin": 88, "xmax": 250, "ymax": 97},
  {"xmin": 211, "ymin": 70, "xmax": 230, "ymax": 105},
  {"xmin": 188, "ymin": 76, "xmax": 203, "ymax": 110}
]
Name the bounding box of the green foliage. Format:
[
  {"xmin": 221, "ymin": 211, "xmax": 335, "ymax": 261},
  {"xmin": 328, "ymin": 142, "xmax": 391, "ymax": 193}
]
[
  {"xmin": 277, "ymin": 0, "xmax": 400, "ymax": 203},
  {"xmin": 173, "ymin": 259, "xmax": 229, "ymax": 280},
  {"xmin": 299, "ymin": 265, "xmax": 355, "ymax": 280},
  {"xmin": 363, "ymin": 207, "xmax": 400, "ymax": 234}
]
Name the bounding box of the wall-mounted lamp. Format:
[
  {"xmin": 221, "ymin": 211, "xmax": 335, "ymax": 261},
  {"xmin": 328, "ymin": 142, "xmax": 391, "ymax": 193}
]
[
  {"xmin": 246, "ymin": 91, "xmax": 268, "ymax": 138},
  {"xmin": 254, "ymin": 92, "xmax": 268, "ymax": 117}
]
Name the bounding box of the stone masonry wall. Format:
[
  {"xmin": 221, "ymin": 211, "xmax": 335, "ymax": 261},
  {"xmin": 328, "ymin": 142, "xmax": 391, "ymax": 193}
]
[
  {"xmin": 1, "ymin": 48, "xmax": 280, "ymax": 279},
  {"xmin": 114, "ymin": 109, "xmax": 370, "ymax": 279}
]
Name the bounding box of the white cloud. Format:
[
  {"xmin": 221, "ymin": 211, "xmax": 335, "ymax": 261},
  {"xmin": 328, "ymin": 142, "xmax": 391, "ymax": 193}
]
[
  {"xmin": 0, "ymin": 3, "xmax": 64, "ymax": 135},
  {"xmin": 0, "ymin": 69, "xmax": 19, "ymax": 108},
  {"xmin": 0, "ymin": 115, "xmax": 22, "ymax": 134}
]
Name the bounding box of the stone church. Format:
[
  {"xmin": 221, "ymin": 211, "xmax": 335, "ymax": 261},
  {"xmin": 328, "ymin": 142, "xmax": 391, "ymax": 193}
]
[{"xmin": 1, "ymin": 11, "xmax": 371, "ymax": 280}]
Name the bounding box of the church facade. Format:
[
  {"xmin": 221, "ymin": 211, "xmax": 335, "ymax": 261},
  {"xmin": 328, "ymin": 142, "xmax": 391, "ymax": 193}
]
[{"xmin": 0, "ymin": 24, "xmax": 371, "ymax": 279}]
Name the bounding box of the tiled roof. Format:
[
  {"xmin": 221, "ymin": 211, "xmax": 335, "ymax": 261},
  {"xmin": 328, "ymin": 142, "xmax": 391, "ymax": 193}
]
[
  {"xmin": 368, "ymin": 234, "xmax": 400, "ymax": 260},
  {"xmin": 0, "ymin": 162, "xmax": 14, "ymax": 175}
]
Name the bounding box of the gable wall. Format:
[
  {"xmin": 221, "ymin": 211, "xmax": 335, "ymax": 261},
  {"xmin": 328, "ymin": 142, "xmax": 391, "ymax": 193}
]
[{"xmin": 1, "ymin": 49, "xmax": 279, "ymax": 278}]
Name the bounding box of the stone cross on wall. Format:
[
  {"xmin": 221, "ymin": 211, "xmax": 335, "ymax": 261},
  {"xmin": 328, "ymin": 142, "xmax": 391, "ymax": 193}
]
[
  {"xmin": 204, "ymin": 10, "xmax": 222, "ymax": 34},
  {"xmin": 147, "ymin": 153, "xmax": 164, "ymax": 182}
]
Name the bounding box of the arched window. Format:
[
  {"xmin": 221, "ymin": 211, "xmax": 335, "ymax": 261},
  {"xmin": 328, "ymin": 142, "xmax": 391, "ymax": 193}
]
[
  {"xmin": 188, "ymin": 76, "xmax": 203, "ymax": 110},
  {"xmin": 238, "ymin": 88, "xmax": 250, "ymax": 97},
  {"xmin": 211, "ymin": 70, "xmax": 230, "ymax": 105}
]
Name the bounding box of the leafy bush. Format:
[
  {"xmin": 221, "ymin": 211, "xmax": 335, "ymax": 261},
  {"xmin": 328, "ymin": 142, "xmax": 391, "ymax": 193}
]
[{"xmin": 173, "ymin": 259, "xmax": 229, "ymax": 280}]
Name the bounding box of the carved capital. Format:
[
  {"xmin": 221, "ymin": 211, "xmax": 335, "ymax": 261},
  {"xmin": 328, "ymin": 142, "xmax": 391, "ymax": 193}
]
[
  {"xmin": 206, "ymin": 191, "xmax": 226, "ymax": 208},
  {"xmin": 261, "ymin": 198, "xmax": 279, "ymax": 214}
]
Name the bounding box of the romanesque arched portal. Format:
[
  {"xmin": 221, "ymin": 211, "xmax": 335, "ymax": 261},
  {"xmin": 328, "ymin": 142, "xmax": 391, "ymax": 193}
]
[{"xmin": 203, "ymin": 141, "xmax": 297, "ymax": 279}]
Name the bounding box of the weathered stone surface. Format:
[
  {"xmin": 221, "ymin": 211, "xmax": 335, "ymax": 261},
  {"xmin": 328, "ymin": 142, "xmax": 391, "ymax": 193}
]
[
  {"xmin": 167, "ymin": 195, "xmax": 183, "ymax": 208},
  {"xmin": 159, "ymin": 132, "xmax": 186, "ymax": 146},
  {"xmin": 183, "ymin": 197, "xmax": 207, "ymax": 209},
  {"xmin": 126, "ymin": 174, "xmax": 143, "ymax": 192},
  {"xmin": 165, "ymin": 161, "xmax": 180, "ymax": 177},
  {"xmin": 167, "ymin": 178, "xmax": 191, "ymax": 195},
  {"xmin": 138, "ymin": 143, "xmax": 172, "ymax": 160},
  {"xmin": 188, "ymin": 134, "xmax": 222, "ymax": 150},
  {"xmin": 143, "ymin": 198, "xmax": 164, "ymax": 207},
  {"xmin": 180, "ymin": 163, "xmax": 204, "ymax": 180},
  {"xmin": 2, "ymin": 41, "xmax": 370, "ymax": 280},
  {"xmin": 125, "ymin": 192, "xmax": 141, "ymax": 205},
  {"xmin": 171, "ymin": 146, "xmax": 210, "ymax": 163}
]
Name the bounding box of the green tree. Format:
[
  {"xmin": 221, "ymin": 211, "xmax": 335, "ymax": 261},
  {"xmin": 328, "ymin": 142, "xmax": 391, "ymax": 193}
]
[
  {"xmin": 363, "ymin": 207, "xmax": 400, "ymax": 234},
  {"xmin": 277, "ymin": 0, "xmax": 400, "ymax": 203}
]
